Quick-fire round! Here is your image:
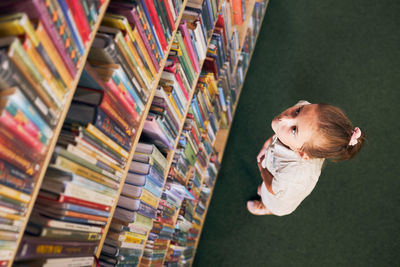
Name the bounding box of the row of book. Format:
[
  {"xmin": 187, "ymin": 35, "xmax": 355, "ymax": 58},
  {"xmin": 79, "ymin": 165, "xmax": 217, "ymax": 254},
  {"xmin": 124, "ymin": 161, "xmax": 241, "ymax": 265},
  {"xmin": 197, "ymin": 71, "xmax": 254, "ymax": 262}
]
[
  {"xmin": 133, "ymin": 1, "xmax": 221, "ymax": 264},
  {"xmin": 99, "ymin": 142, "xmax": 168, "ymax": 267},
  {"xmin": 0, "ymin": 0, "xmax": 106, "ymax": 265}
]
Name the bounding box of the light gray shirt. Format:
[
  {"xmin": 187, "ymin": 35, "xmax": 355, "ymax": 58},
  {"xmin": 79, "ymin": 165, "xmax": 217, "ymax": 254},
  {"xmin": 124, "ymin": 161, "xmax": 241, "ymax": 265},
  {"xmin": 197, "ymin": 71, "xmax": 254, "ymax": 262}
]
[{"xmin": 260, "ymin": 135, "xmax": 324, "ymax": 216}]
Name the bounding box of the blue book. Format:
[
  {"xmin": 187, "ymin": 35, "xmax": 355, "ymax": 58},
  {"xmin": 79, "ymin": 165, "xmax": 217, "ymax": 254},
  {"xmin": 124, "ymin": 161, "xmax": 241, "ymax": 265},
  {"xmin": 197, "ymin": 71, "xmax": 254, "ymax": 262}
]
[
  {"xmin": 57, "ymin": 0, "xmax": 85, "ymax": 54},
  {"xmin": 0, "ymin": 159, "xmax": 33, "ymax": 194},
  {"xmin": 137, "ymin": 201, "xmax": 157, "ymax": 219},
  {"xmin": 138, "ymin": 0, "xmax": 164, "ymax": 56},
  {"xmin": 125, "ymin": 168, "xmax": 164, "ymax": 188},
  {"xmin": 143, "ymin": 178, "xmax": 162, "ymax": 198},
  {"xmin": 192, "ymin": 96, "xmax": 205, "ymax": 130},
  {"xmin": 218, "ymin": 87, "xmax": 227, "ymax": 112},
  {"xmin": 113, "ymin": 68, "xmax": 144, "ymax": 113},
  {"xmin": 4, "ymin": 87, "xmax": 53, "ymax": 141}
]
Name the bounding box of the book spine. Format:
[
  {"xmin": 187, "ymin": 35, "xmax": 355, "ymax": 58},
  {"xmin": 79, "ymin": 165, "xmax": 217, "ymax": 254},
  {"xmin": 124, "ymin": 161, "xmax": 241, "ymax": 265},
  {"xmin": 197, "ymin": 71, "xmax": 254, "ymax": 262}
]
[
  {"xmin": 55, "ymin": 146, "xmax": 122, "ymax": 180},
  {"xmin": 141, "ymin": 0, "xmax": 168, "ymax": 50},
  {"xmin": 86, "ymin": 123, "xmax": 129, "ymax": 160},
  {"xmin": 0, "ymin": 110, "xmax": 45, "ymax": 154},
  {"xmin": 40, "ymin": 228, "xmax": 101, "ymax": 241},
  {"xmin": 16, "ymin": 239, "xmax": 98, "ymax": 260},
  {"xmin": 8, "ymin": 88, "xmax": 53, "ymax": 140},
  {"xmin": 67, "ymin": 143, "xmax": 124, "ymax": 176},
  {"xmin": 53, "ymin": 156, "xmax": 119, "ymax": 190},
  {"xmin": 138, "ymin": 189, "xmax": 158, "ymax": 208},
  {"xmin": 94, "ymin": 107, "xmax": 132, "ymax": 152},
  {"xmin": 137, "ymin": 201, "xmax": 157, "ymax": 219},
  {"xmin": 65, "ymin": 0, "xmax": 91, "ymax": 45},
  {"xmin": 0, "ymin": 53, "xmax": 58, "ymax": 127},
  {"xmin": 9, "ymin": 38, "xmax": 62, "ymax": 111},
  {"xmin": 135, "ymin": 3, "xmax": 163, "ymax": 62},
  {"xmin": 34, "ymin": 20, "xmax": 74, "ymax": 89},
  {"xmin": 0, "ymin": 159, "xmax": 33, "ymax": 195},
  {"xmin": 0, "ymin": 184, "xmax": 30, "ymax": 204},
  {"xmin": 179, "ymin": 21, "xmax": 201, "ymax": 73},
  {"xmin": 43, "ymin": 0, "xmax": 78, "ymax": 75},
  {"xmin": 42, "ymin": 178, "xmax": 115, "ymax": 207},
  {"xmin": 57, "ymin": 0, "xmax": 85, "ymax": 55},
  {"xmin": 130, "ymin": 7, "xmax": 159, "ymax": 72},
  {"xmin": 22, "ymin": 36, "xmax": 67, "ymax": 106},
  {"xmin": 100, "ymin": 94, "xmax": 135, "ymax": 137},
  {"xmin": 105, "ymin": 78, "xmax": 139, "ymax": 123}
]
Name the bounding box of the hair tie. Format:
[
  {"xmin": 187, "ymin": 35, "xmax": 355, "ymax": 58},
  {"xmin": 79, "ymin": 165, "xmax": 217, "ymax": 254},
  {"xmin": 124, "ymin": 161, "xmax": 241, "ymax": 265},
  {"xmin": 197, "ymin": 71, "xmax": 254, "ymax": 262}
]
[{"xmin": 349, "ymin": 127, "xmax": 361, "ymax": 146}]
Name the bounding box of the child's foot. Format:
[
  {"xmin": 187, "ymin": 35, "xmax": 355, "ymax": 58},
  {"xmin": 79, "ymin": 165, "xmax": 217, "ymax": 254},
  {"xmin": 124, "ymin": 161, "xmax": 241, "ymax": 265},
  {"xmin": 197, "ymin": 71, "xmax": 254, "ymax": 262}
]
[
  {"xmin": 257, "ymin": 184, "xmax": 262, "ymax": 196},
  {"xmin": 247, "ymin": 200, "xmax": 272, "ymax": 215}
]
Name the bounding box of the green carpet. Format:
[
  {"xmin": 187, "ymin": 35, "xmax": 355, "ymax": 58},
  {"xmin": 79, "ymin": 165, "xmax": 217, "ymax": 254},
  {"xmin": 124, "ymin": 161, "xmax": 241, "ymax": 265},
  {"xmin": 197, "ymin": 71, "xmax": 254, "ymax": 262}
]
[{"xmin": 194, "ymin": 0, "xmax": 400, "ymax": 266}]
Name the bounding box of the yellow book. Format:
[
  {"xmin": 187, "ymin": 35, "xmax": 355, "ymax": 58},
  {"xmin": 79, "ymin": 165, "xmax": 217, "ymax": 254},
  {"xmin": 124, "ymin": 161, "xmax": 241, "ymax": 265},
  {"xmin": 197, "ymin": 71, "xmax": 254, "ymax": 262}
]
[
  {"xmin": 124, "ymin": 33, "xmax": 153, "ymax": 91},
  {"xmin": 0, "ymin": 211, "xmax": 24, "ymax": 221},
  {"xmin": 34, "ymin": 20, "xmax": 74, "ymax": 89},
  {"xmin": 85, "ymin": 124, "xmax": 129, "ymax": 159},
  {"xmin": 66, "ymin": 144, "xmax": 125, "ymax": 176},
  {"xmin": 167, "ymin": 92, "xmax": 183, "ymax": 121},
  {"xmin": 53, "ymin": 156, "xmax": 119, "ymax": 190},
  {"xmin": 138, "ymin": 189, "xmax": 158, "ymax": 208},
  {"xmin": 123, "ymin": 233, "xmax": 146, "ymax": 244},
  {"xmin": 4, "ymin": 37, "xmax": 59, "ymax": 112},
  {"xmin": 22, "ymin": 36, "xmax": 67, "ymax": 105},
  {"xmin": 132, "ymin": 26, "xmax": 157, "ymax": 77},
  {"xmin": 0, "ymin": 184, "xmax": 30, "ymax": 203},
  {"xmin": 101, "ymin": 14, "xmax": 152, "ymax": 89}
]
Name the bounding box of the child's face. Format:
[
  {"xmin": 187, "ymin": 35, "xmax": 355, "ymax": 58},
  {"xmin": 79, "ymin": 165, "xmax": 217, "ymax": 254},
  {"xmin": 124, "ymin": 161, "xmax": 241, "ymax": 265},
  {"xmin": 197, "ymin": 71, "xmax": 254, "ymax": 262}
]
[{"xmin": 271, "ymin": 103, "xmax": 319, "ymax": 153}]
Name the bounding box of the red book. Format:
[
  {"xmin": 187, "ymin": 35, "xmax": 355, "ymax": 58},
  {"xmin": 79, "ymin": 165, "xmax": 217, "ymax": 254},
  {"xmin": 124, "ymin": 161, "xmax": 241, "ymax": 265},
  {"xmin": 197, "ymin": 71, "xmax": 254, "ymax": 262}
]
[
  {"xmin": 164, "ymin": 62, "xmax": 189, "ymax": 101},
  {"xmin": 100, "ymin": 95, "xmax": 135, "ymax": 137},
  {"xmin": 0, "ymin": 134, "xmax": 40, "ymax": 176},
  {"xmin": 65, "ymin": 0, "xmax": 91, "ymax": 45},
  {"xmin": 107, "ymin": 2, "xmax": 160, "ymax": 73},
  {"xmin": 232, "ymin": 0, "xmax": 244, "ymax": 25},
  {"xmin": 38, "ymin": 194, "xmax": 111, "ymax": 212},
  {"xmin": 143, "ymin": 0, "xmax": 168, "ymax": 50},
  {"xmin": 162, "ymin": 0, "xmax": 175, "ymax": 31},
  {"xmin": 179, "ymin": 20, "xmax": 200, "ymax": 73},
  {"xmin": 0, "ymin": 110, "xmax": 45, "ymax": 154},
  {"xmin": 105, "ymin": 79, "xmax": 139, "ymax": 123}
]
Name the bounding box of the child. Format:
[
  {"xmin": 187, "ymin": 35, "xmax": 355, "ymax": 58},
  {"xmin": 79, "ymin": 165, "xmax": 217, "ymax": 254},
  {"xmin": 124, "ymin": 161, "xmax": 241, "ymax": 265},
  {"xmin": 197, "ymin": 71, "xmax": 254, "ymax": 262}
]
[{"xmin": 247, "ymin": 100, "xmax": 365, "ymax": 216}]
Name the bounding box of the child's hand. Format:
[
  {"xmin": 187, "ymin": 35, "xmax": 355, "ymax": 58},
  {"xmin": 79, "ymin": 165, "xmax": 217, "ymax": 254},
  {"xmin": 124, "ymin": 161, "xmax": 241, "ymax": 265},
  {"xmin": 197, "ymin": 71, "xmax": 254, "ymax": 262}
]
[{"xmin": 257, "ymin": 148, "xmax": 267, "ymax": 163}]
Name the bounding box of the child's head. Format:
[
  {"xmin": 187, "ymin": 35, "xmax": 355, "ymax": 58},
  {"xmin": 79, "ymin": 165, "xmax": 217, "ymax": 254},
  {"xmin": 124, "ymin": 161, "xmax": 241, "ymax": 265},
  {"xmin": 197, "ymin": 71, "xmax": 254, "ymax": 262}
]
[{"xmin": 272, "ymin": 101, "xmax": 365, "ymax": 161}]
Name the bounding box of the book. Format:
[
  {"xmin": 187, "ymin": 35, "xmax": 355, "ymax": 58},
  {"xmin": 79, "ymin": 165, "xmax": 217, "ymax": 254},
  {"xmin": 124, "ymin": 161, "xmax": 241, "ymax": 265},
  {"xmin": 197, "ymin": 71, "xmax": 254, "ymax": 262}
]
[
  {"xmin": 0, "ymin": 0, "xmax": 77, "ymax": 76},
  {"xmin": 16, "ymin": 237, "xmax": 98, "ymax": 260},
  {"xmin": 0, "ymin": 50, "xmax": 58, "ymax": 127},
  {"xmin": 107, "ymin": 2, "xmax": 160, "ymax": 72},
  {"xmin": 67, "ymin": 101, "xmax": 132, "ymax": 152}
]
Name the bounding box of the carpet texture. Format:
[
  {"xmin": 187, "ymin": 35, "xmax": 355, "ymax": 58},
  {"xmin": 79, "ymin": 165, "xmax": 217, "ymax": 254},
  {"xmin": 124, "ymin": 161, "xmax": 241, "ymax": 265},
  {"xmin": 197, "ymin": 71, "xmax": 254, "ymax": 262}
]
[{"xmin": 194, "ymin": 0, "xmax": 400, "ymax": 266}]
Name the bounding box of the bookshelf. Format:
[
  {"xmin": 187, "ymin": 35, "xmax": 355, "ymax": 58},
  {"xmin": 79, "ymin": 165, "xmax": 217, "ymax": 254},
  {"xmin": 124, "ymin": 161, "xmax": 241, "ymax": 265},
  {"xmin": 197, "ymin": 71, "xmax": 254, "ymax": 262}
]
[
  {"xmin": 0, "ymin": 0, "xmax": 269, "ymax": 266},
  {"xmin": 2, "ymin": 1, "xmax": 111, "ymax": 266},
  {"xmin": 194, "ymin": 1, "xmax": 270, "ymax": 259}
]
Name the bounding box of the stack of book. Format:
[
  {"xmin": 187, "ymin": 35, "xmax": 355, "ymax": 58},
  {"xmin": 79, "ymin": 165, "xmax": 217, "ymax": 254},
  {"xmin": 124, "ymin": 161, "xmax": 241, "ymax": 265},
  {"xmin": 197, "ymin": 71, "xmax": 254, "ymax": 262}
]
[
  {"xmin": 99, "ymin": 142, "xmax": 167, "ymax": 267},
  {"xmin": 141, "ymin": 180, "xmax": 193, "ymax": 266}
]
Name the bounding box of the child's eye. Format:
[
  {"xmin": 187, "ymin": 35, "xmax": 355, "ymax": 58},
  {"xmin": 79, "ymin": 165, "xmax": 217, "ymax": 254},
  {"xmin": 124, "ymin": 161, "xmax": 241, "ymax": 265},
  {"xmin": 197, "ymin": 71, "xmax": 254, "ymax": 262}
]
[
  {"xmin": 295, "ymin": 107, "xmax": 301, "ymax": 115},
  {"xmin": 292, "ymin": 126, "xmax": 297, "ymax": 135}
]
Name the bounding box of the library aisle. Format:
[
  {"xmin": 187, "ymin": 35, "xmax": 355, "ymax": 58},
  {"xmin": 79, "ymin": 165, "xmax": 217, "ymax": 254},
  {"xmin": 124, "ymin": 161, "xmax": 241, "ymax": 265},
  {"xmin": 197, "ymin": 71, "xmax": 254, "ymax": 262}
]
[{"xmin": 194, "ymin": 0, "xmax": 400, "ymax": 266}]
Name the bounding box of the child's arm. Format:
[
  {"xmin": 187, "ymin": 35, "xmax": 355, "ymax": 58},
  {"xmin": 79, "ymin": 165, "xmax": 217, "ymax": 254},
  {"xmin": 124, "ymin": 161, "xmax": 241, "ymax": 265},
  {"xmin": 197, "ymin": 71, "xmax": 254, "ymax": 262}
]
[
  {"xmin": 258, "ymin": 159, "xmax": 275, "ymax": 195},
  {"xmin": 257, "ymin": 135, "xmax": 274, "ymax": 163}
]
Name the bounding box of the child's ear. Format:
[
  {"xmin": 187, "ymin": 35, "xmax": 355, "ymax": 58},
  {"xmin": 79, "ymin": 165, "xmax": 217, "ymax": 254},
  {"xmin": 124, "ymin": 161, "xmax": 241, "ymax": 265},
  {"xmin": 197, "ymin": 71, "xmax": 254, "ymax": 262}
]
[{"xmin": 297, "ymin": 151, "xmax": 310, "ymax": 160}]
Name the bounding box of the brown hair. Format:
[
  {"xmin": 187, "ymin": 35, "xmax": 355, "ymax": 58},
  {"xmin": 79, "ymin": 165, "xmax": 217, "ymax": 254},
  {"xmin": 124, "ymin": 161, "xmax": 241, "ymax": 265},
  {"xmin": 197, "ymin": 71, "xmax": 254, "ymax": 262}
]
[{"xmin": 302, "ymin": 104, "xmax": 365, "ymax": 161}]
